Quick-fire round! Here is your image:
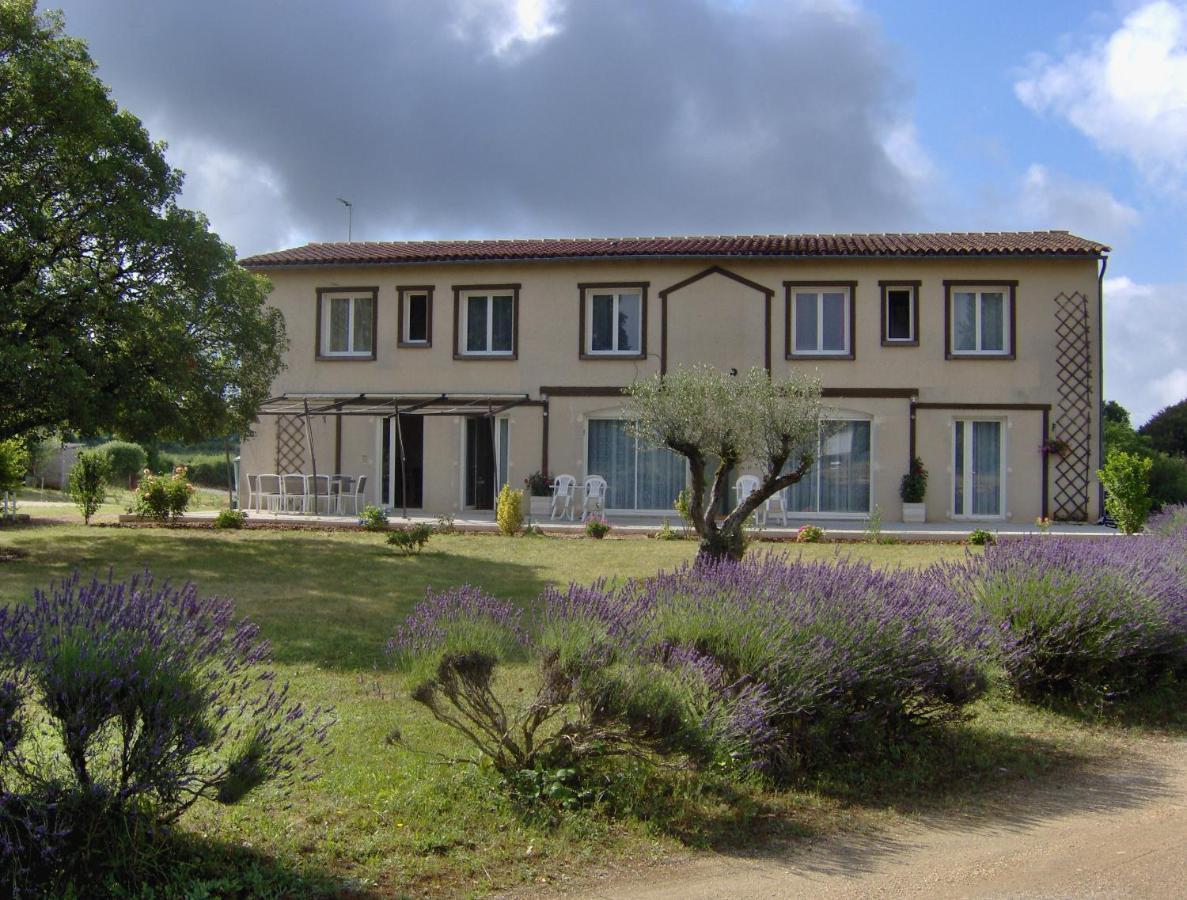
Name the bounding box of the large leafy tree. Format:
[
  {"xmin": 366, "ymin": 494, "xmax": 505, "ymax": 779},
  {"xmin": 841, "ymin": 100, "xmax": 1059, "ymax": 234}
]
[
  {"xmin": 1140, "ymin": 398, "xmax": 1187, "ymax": 458},
  {"xmin": 628, "ymin": 366, "xmax": 823, "ymax": 561},
  {"xmin": 0, "ymin": 0, "xmax": 285, "ymax": 444}
]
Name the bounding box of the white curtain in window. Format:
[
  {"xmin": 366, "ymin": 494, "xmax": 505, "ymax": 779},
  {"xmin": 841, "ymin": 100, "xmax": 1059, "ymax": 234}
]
[
  {"xmin": 953, "ymin": 292, "xmax": 976, "ymax": 352},
  {"xmin": 353, "ymin": 297, "xmax": 374, "ymax": 352},
  {"xmin": 588, "ymin": 420, "xmax": 685, "ymax": 510},
  {"xmin": 981, "ymin": 292, "xmax": 1004, "ymax": 352},
  {"xmin": 329, "ymin": 298, "xmax": 350, "ymax": 352},
  {"xmin": 783, "ymin": 419, "xmax": 871, "ymax": 514},
  {"xmin": 971, "ymin": 420, "xmax": 1001, "ymax": 515},
  {"xmin": 492, "ymin": 295, "xmax": 514, "ymax": 351}
]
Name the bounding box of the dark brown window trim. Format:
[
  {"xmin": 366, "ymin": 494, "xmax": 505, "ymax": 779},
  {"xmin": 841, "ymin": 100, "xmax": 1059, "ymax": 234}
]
[
  {"xmin": 315, "ymin": 286, "xmax": 379, "ymax": 362},
  {"xmin": 577, "ymin": 282, "xmax": 649, "ymax": 361},
  {"xmin": 878, "ymin": 280, "xmax": 921, "ymax": 347},
  {"xmin": 822, "ymin": 387, "xmax": 918, "ymax": 398},
  {"xmin": 539, "ymin": 386, "xmax": 627, "ymax": 397},
  {"xmin": 452, "ymin": 283, "xmax": 521, "ymax": 361},
  {"xmin": 396, "ymin": 285, "xmax": 434, "ymax": 348},
  {"xmin": 943, "ymin": 280, "xmax": 1018, "ymax": 361},
  {"xmin": 783, "ymin": 281, "xmax": 857, "ymax": 361},
  {"xmin": 657, "ymin": 266, "xmax": 774, "ymax": 375}
]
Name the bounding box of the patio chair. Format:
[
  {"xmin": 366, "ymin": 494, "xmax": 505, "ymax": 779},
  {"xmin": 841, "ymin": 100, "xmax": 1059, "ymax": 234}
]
[
  {"xmin": 280, "ymin": 473, "xmax": 307, "ymax": 513},
  {"xmin": 734, "ymin": 475, "xmax": 765, "ymax": 525},
  {"xmin": 304, "ymin": 474, "xmax": 331, "ymax": 514},
  {"xmin": 338, "ymin": 474, "xmax": 366, "ymax": 517},
  {"xmin": 245, "ymin": 473, "xmax": 258, "ymax": 512},
  {"xmin": 550, "ymin": 474, "xmax": 577, "ymax": 520},
  {"xmin": 582, "ymin": 475, "xmax": 608, "ymax": 519},
  {"xmin": 256, "ymin": 474, "xmax": 282, "ymax": 512}
]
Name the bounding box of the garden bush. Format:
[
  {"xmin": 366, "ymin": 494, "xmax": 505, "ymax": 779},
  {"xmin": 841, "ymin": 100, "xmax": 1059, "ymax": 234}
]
[
  {"xmin": 96, "ymin": 440, "xmax": 146, "ymax": 486},
  {"xmin": 795, "ymin": 524, "xmax": 824, "ymax": 543},
  {"xmin": 67, "ymin": 450, "xmax": 111, "ymax": 525},
  {"xmin": 1098, "ymin": 450, "xmax": 1153, "ymax": 534},
  {"xmin": 390, "ymin": 556, "xmax": 989, "ymax": 790},
  {"xmin": 585, "ymin": 515, "xmax": 610, "ymax": 539},
  {"xmin": 386, "ymin": 523, "xmax": 433, "ymax": 554},
  {"xmin": 0, "ymin": 438, "xmax": 28, "ymax": 495},
  {"xmin": 214, "ymin": 508, "xmax": 247, "ymax": 529},
  {"xmin": 952, "ymin": 536, "xmax": 1187, "ymax": 702},
  {"xmin": 359, "ymin": 504, "xmax": 388, "ymax": 532},
  {"xmin": 495, "ymin": 484, "xmax": 524, "ymax": 536},
  {"xmin": 157, "ymin": 452, "xmax": 229, "ymax": 488},
  {"xmin": 0, "ymin": 572, "xmax": 331, "ymax": 892},
  {"xmin": 968, "ymin": 528, "xmax": 996, "ymax": 546},
  {"xmin": 132, "ymin": 466, "xmax": 195, "ymax": 522}
]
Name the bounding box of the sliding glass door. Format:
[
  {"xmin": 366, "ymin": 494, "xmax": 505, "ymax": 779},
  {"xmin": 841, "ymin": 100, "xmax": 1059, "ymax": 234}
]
[
  {"xmin": 785, "ymin": 419, "xmax": 872, "ymax": 515},
  {"xmin": 587, "ymin": 419, "xmax": 686, "ymax": 512},
  {"xmin": 953, "ymin": 419, "xmax": 1004, "ymax": 517}
]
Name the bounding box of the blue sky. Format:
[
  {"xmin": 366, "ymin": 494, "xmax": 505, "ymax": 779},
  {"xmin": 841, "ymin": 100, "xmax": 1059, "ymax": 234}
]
[{"xmin": 53, "ymin": 0, "xmax": 1187, "ymax": 424}]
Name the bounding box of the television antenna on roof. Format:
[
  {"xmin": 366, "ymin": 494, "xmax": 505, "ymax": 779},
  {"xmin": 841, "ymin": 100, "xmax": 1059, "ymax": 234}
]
[{"xmin": 337, "ymin": 197, "xmax": 353, "ymax": 242}]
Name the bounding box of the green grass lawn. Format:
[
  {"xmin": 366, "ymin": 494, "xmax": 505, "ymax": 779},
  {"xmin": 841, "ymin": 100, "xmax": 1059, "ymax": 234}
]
[{"xmin": 0, "ymin": 522, "xmax": 1170, "ymax": 897}]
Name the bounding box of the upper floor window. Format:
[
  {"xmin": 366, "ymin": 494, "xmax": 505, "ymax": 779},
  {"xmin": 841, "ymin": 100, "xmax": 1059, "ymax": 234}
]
[
  {"xmin": 398, "ymin": 286, "xmax": 433, "ymax": 347},
  {"xmin": 945, "ymin": 281, "xmax": 1016, "ymax": 359},
  {"xmin": 880, "ymin": 281, "xmax": 919, "ymax": 346},
  {"xmin": 785, "ymin": 282, "xmax": 855, "ymax": 359},
  {"xmin": 317, "ymin": 287, "xmax": 376, "ymax": 359},
  {"xmin": 580, "ymin": 283, "xmax": 647, "ymax": 358},
  {"xmin": 454, "ymin": 284, "xmax": 519, "ymax": 358}
]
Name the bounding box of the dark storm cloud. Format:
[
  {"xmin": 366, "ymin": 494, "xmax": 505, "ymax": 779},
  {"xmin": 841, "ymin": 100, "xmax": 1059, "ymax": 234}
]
[{"xmin": 51, "ymin": 0, "xmax": 923, "ymax": 255}]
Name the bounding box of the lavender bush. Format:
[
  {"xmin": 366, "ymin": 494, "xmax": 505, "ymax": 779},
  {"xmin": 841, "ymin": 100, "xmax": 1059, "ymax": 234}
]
[
  {"xmin": 0, "ymin": 572, "xmax": 332, "ymax": 890},
  {"xmin": 952, "ymin": 535, "xmax": 1187, "ymax": 701},
  {"xmin": 391, "ymin": 555, "xmax": 989, "ymax": 786}
]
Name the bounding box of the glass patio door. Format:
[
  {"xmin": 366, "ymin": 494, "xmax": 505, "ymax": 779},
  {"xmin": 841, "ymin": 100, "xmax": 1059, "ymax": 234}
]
[
  {"xmin": 587, "ymin": 419, "xmax": 685, "ymax": 511},
  {"xmin": 953, "ymin": 419, "xmax": 1003, "ymax": 517}
]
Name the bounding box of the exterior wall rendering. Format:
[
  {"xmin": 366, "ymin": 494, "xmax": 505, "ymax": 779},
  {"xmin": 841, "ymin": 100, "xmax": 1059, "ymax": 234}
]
[{"xmin": 239, "ymin": 233, "xmax": 1107, "ymax": 524}]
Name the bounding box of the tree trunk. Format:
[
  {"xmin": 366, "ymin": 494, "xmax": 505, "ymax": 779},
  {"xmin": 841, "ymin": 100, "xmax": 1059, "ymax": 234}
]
[{"xmin": 697, "ymin": 524, "xmax": 746, "ymax": 563}]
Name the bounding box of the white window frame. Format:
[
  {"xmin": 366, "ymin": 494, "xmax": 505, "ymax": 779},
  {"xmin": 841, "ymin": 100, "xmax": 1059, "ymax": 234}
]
[
  {"xmin": 320, "ymin": 293, "xmax": 374, "ymax": 357},
  {"xmin": 782, "ymin": 411, "xmax": 874, "ymax": 519},
  {"xmin": 585, "ymin": 289, "xmax": 642, "ymax": 356},
  {"xmin": 950, "ymin": 417, "xmax": 1007, "ymax": 520},
  {"xmin": 459, "ymin": 291, "xmax": 515, "ymax": 357},
  {"xmin": 883, "ymin": 285, "xmax": 916, "ymax": 343},
  {"xmin": 790, "ymin": 287, "xmax": 851, "ymax": 356},
  {"xmin": 401, "ymin": 292, "xmax": 430, "ymax": 344},
  {"xmin": 950, "ymin": 288, "xmax": 1010, "ymax": 356},
  {"xmin": 583, "ymin": 414, "xmax": 689, "ymax": 516}
]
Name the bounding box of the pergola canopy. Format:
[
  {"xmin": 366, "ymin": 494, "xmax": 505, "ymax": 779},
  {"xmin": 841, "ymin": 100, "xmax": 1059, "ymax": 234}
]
[{"xmin": 257, "ymin": 392, "xmax": 538, "ymax": 418}]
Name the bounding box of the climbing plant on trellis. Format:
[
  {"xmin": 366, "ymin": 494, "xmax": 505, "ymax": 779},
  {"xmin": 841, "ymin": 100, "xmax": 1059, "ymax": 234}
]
[
  {"xmin": 1052, "ymin": 291, "xmax": 1092, "ymax": 521},
  {"xmin": 275, "ymin": 414, "xmax": 306, "ymax": 473}
]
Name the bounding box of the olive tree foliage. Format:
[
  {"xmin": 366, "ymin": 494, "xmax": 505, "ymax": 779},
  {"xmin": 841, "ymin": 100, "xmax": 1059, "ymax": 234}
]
[
  {"xmin": 0, "ymin": 1, "xmax": 286, "ymax": 445},
  {"xmin": 627, "ymin": 366, "xmax": 823, "ymax": 560}
]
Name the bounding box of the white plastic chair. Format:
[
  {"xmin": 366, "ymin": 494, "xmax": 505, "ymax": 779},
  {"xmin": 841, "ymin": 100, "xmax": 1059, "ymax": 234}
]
[
  {"xmin": 256, "ymin": 474, "xmax": 282, "ymax": 512},
  {"xmin": 280, "ymin": 474, "xmax": 306, "ymax": 513},
  {"xmin": 305, "ymin": 474, "xmax": 331, "ymax": 514},
  {"xmin": 734, "ymin": 474, "xmax": 788, "ymax": 527},
  {"xmin": 338, "ymin": 475, "xmax": 367, "ymax": 516},
  {"xmin": 550, "ymin": 474, "xmax": 577, "ymax": 520},
  {"xmin": 582, "ymin": 475, "xmax": 608, "ymax": 519},
  {"xmin": 245, "ymin": 473, "xmax": 258, "ymax": 513}
]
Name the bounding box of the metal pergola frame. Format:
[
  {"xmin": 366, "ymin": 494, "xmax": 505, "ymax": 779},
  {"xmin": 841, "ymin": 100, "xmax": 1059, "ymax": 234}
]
[{"xmin": 254, "ymin": 393, "xmax": 540, "ymax": 518}]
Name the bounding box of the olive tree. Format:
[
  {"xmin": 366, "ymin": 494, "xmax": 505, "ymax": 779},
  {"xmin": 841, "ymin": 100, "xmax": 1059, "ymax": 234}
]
[{"xmin": 627, "ymin": 366, "xmax": 823, "ymax": 560}]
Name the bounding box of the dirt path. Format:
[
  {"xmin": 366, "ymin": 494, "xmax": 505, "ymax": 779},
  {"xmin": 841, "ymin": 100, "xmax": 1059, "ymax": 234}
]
[{"xmin": 518, "ymin": 738, "xmax": 1187, "ymax": 899}]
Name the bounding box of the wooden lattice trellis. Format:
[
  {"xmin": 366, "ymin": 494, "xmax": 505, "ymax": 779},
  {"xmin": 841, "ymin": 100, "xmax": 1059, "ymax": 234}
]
[
  {"xmin": 1052, "ymin": 291, "xmax": 1093, "ymax": 521},
  {"xmin": 275, "ymin": 414, "xmax": 307, "ymax": 473}
]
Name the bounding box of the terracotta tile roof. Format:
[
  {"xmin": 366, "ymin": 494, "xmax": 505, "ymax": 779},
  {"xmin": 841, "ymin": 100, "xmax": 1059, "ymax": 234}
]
[{"xmin": 240, "ymin": 231, "xmax": 1109, "ymax": 268}]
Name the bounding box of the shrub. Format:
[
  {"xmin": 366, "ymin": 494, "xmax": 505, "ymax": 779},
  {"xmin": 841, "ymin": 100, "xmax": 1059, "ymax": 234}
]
[
  {"xmin": 899, "ymin": 456, "xmax": 928, "ymax": 503},
  {"xmin": 523, "ymin": 471, "xmax": 551, "ymax": 497},
  {"xmin": 359, "ymin": 504, "xmax": 388, "ymax": 532},
  {"xmin": 0, "ymin": 572, "xmax": 332, "ymax": 891},
  {"xmin": 495, "ymin": 484, "xmax": 525, "ymax": 536},
  {"xmin": 795, "ymin": 524, "xmax": 824, "ymax": 543},
  {"xmin": 132, "ymin": 466, "xmax": 195, "ymax": 523},
  {"xmin": 0, "ymin": 438, "xmax": 28, "ymax": 495},
  {"xmin": 654, "ymin": 520, "xmax": 685, "ymax": 541},
  {"xmin": 68, "ymin": 450, "xmax": 111, "ymax": 525},
  {"xmin": 585, "ymin": 515, "xmax": 611, "ymax": 539},
  {"xmin": 214, "ymin": 508, "xmax": 247, "ymax": 529},
  {"xmin": 386, "ymin": 523, "xmax": 433, "ymax": 554},
  {"xmin": 1098, "ymin": 450, "xmax": 1153, "ymax": 534},
  {"xmin": 434, "ymin": 513, "xmax": 456, "ymax": 534},
  {"xmin": 96, "ymin": 440, "xmax": 146, "ymax": 486},
  {"xmin": 1149, "ymin": 452, "xmax": 1187, "ymax": 510},
  {"xmin": 968, "ymin": 528, "xmax": 996, "ymax": 546},
  {"xmin": 953, "ymin": 537, "xmax": 1187, "ymax": 702},
  {"xmin": 391, "ymin": 556, "xmax": 989, "ymax": 786},
  {"xmin": 157, "ymin": 452, "xmax": 230, "ymax": 488}
]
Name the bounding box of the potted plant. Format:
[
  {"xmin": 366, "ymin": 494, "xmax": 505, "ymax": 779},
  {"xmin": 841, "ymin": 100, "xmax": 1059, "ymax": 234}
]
[
  {"xmin": 1041, "ymin": 437, "xmax": 1071, "ymax": 459},
  {"xmin": 899, "ymin": 456, "xmax": 928, "ymax": 523},
  {"xmin": 524, "ymin": 470, "xmax": 552, "ymax": 518}
]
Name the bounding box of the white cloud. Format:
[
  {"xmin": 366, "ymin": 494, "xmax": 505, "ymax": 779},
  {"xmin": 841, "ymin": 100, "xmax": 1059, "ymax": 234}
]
[
  {"xmin": 1104, "ymin": 275, "xmax": 1187, "ymax": 425},
  {"xmin": 1015, "ymin": 163, "xmax": 1139, "ymax": 239},
  {"xmin": 881, "ymin": 120, "xmax": 937, "ymax": 191},
  {"xmin": 449, "ymin": 0, "xmax": 563, "ymax": 56},
  {"xmin": 1015, "ymin": 1, "xmax": 1187, "ymax": 191}
]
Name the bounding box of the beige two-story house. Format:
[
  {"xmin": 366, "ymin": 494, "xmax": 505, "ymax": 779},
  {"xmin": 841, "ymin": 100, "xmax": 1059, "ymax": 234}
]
[{"xmin": 238, "ymin": 231, "xmax": 1108, "ymax": 524}]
